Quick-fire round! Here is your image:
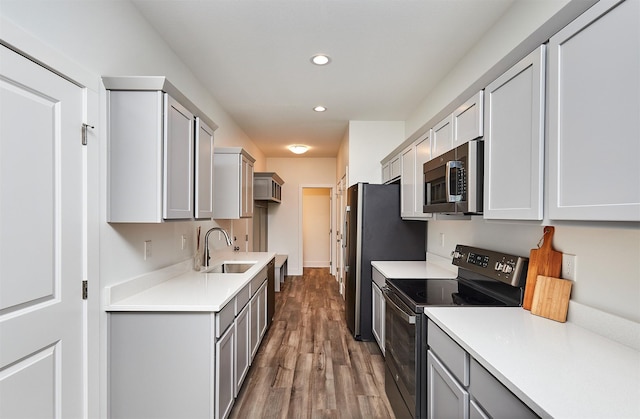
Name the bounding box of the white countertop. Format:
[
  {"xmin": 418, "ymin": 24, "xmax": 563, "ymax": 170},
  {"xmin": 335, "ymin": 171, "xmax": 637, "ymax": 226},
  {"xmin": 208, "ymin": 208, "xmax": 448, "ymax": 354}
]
[
  {"xmin": 425, "ymin": 307, "xmax": 640, "ymax": 419},
  {"xmin": 105, "ymin": 252, "xmax": 275, "ymax": 312},
  {"xmin": 371, "ymin": 254, "xmax": 457, "ymax": 279}
]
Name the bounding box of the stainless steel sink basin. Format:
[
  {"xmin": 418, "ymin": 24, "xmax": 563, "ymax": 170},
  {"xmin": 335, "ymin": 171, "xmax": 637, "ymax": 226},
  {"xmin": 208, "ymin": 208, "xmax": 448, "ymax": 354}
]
[{"xmin": 203, "ymin": 261, "xmax": 256, "ymax": 274}]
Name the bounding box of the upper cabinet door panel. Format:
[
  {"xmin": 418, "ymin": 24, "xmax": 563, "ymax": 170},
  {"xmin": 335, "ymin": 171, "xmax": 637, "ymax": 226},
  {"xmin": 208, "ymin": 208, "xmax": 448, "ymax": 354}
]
[
  {"xmin": 484, "ymin": 46, "xmax": 545, "ymax": 220},
  {"xmin": 163, "ymin": 95, "xmax": 195, "ymax": 219},
  {"xmin": 548, "ymin": 0, "xmax": 640, "ymax": 221},
  {"xmin": 195, "ymin": 117, "xmax": 215, "ymax": 219},
  {"xmin": 400, "ymin": 145, "xmax": 415, "ymax": 218},
  {"xmin": 432, "ymin": 114, "xmax": 454, "ymax": 158},
  {"xmin": 453, "ymin": 91, "xmax": 484, "ymax": 147}
]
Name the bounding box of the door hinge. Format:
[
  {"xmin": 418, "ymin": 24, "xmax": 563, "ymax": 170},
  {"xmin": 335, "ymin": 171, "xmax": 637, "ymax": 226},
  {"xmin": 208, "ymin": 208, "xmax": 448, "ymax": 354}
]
[
  {"xmin": 82, "ymin": 280, "xmax": 88, "ymax": 300},
  {"xmin": 82, "ymin": 123, "xmax": 94, "ymax": 146}
]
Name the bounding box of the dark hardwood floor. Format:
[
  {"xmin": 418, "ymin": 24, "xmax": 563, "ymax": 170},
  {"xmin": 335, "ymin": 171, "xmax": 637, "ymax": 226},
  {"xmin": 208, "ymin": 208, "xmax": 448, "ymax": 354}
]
[{"xmin": 230, "ymin": 268, "xmax": 395, "ymax": 419}]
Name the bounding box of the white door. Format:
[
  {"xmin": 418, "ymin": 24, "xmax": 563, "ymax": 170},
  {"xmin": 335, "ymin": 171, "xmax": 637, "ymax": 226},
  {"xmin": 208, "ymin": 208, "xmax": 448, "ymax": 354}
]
[{"xmin": 0, "ymin": 45, "xmax": 85, "ymax": 418}]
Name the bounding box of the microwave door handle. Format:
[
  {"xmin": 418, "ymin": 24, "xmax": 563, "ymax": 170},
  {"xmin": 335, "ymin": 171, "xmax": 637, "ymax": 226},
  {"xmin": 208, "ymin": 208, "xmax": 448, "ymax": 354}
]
[{"xmin": 446, "ymin": 160, "xmax": 463, "ymax": 202}]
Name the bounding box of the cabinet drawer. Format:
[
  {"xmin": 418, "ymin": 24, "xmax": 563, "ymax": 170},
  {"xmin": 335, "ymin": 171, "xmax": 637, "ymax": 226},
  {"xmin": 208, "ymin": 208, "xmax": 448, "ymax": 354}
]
[
  {"xmin": 236, "ymin": 283, "xmax": 251, "ymax": 311},
  {"xmin": 251, "ymin": 267, "xmax": 267, "ymax": 295},
  {"xmin": 470, "ymin": 359, "xmax": 537, "ymax": 418},
  {"xmin": 215, "ymin": 299, "xmax": 235, "ymax": 338},
  {"xmin": 427, "ymin": 319, "xmax": 469, "ymax": 386}
]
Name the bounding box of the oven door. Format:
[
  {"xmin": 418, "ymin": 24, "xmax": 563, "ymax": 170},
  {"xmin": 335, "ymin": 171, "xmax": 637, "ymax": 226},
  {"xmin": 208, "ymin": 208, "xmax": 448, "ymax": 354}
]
[{"xmin": 383, "ymin": 287, "xmax": 417, "ymax": 418}]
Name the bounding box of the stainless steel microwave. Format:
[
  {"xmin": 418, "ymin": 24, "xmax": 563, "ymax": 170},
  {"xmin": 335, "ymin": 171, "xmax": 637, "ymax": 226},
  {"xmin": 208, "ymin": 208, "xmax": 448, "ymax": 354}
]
[{"xmin": 423, "ymin": 140, "xmax": 483, "ymax": 215}]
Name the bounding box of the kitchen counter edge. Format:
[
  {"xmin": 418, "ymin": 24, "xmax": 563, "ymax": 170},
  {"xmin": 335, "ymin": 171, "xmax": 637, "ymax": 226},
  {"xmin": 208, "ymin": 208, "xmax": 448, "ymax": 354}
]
[{"xmin": 104, "ymin": 251, "xmax": 276, "ymax": 313}]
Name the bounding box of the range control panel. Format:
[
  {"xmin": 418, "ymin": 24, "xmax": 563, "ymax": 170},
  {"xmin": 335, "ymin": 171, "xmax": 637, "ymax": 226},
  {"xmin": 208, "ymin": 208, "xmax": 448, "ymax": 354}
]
[{"xmin": 451, "ymin": 245, "xmax": 529, "ymax": 287}]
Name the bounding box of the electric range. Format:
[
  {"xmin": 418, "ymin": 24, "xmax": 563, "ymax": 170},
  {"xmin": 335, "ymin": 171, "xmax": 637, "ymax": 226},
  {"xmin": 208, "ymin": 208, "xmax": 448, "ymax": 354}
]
[{"xmin": 383, "ymin": 244, "xmax": 529, "ymax": 419}]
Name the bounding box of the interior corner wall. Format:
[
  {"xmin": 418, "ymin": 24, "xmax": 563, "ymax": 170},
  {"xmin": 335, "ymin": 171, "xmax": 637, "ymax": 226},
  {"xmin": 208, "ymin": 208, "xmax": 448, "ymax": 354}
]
[
  {"xmin": 265, "ymin": 157, "xmax": 337, "ymax": 275},
  {"xmin": 347, "ymin": 121, "xmax": 404, "ymax": 186}
]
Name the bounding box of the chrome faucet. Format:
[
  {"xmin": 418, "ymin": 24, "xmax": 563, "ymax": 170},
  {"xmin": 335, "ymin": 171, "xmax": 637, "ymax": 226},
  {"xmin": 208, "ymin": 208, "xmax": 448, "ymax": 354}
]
[{"xmin": 203, "ymin": 227, "xmax": 233, "ymax": 267}]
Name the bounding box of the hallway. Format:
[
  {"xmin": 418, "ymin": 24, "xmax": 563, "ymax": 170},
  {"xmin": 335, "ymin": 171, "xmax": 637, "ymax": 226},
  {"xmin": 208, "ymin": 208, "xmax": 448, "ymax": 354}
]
[{"xmin": 230, "ymin": 268, "xmax": 395, "ymax": 418}]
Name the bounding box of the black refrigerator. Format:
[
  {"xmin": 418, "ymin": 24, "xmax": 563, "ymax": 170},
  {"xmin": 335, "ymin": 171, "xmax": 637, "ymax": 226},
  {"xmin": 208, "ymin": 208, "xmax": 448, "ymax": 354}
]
[{"xmin": 344, "ymin": 182, "xmax": 426, "ymax": 341}]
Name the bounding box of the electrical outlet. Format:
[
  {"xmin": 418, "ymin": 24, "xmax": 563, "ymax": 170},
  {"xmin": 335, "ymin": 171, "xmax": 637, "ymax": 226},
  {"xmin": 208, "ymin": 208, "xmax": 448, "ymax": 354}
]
[
  {"xmin": 144, "ymin": 240, "xmax": 152, "ymax": 260},
  {"xmin": 440, "ymin": 233, "xmax": 445, "ymax": 247},
  {"xmin": 562, "ymin": 254, "xmax": 577, "ymax": 281},
  {"xmin": 181, "ymin": 235, "xmax": 187, "ymax": 250}
]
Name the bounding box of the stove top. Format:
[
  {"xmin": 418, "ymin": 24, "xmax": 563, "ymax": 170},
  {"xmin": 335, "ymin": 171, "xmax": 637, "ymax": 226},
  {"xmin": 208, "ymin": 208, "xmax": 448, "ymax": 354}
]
[{"xmin": 384, "ymin": 245, "xmax": 528, "ymax": 311}]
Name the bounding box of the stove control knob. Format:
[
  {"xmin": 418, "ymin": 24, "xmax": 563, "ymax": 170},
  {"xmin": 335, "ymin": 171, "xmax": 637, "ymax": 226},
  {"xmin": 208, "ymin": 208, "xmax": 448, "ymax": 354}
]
[
  {"xmin": 495, "ymin": 262, "xmax": 504, "ymax": 271},
  {"xmin": 502, "ymin": 264, "xmax": 513, "ymax": 274},
  {"xmin": 451, "ymin": 250, "xmax": 463, "ymax": 260}
]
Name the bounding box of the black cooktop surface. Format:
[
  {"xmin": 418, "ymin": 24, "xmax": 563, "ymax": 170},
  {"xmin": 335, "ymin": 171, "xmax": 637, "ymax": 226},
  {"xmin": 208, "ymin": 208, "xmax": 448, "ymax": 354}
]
[{"xmin": 386, "ymin": 278, "xmax": 512, "ymax": 311}]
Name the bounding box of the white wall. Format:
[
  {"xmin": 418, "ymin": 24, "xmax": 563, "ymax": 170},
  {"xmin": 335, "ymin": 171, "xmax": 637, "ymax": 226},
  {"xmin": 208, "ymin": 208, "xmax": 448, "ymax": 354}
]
[
  {"xmin": 266, "ymin": 157, "xmax": 337, "ymax": 275},
  {"xmin": 347, "ymin": 121, "xmax": 405, "ymax": 186},
  {"xmin": 1, "ymin": 2, "xmax": 264, "ymax": 417},
  {"xmin": 302, "ymin": 188, "xmax": 331, "ymax": 267}
]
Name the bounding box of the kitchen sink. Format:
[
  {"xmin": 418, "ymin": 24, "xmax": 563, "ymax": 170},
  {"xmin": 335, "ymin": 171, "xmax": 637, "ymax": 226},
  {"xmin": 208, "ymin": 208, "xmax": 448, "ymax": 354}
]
[{"xmin": 203, "ymin": 261, "xmax": 257, "ymax": 274}]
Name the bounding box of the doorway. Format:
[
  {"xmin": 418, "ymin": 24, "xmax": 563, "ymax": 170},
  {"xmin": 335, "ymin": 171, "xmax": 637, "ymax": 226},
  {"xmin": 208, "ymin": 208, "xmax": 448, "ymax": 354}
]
[{"xmin": 300, "ymin": 186, "xmax": 334, "ymax": 274}]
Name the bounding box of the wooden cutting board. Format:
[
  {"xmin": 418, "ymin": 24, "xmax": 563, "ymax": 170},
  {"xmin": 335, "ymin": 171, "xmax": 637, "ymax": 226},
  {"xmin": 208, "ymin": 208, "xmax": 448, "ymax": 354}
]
[
  {"xmin": 531, "ymin": 275, "xmax": 573, "ymax": 322},
  {"xmin": 522, "ymin": 226, "xmax": 563, "ymax": 310}
]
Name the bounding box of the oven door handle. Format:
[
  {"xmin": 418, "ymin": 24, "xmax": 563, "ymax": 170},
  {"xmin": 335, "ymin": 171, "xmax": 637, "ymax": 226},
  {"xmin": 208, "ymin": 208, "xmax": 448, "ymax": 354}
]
[{"xmin": 383, "ymin": 291, "xmax": 416, "ymax": 324}]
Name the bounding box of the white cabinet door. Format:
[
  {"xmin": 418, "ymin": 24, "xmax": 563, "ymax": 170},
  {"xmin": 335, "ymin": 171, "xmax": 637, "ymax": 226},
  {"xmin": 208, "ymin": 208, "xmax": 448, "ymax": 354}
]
[
  {"xmin": 249, "ymin": 290, "xmax": 260, "ymax": 359},
  {"xmin": 0, "ymin": 45, "xmax": 84, "ymax": 419},
  {"xmin": 216, "ymin": 324, "xmax": 235, "ymax": 419},
  {"xmin": 241, "ymin": 155, "xmax": 254, "ymax": 218},
  {"xmin": 195, "ymin": 117, "xmax": 214, "ymax": 219},
  {"xmin": 258, "ymin": 282, "xmax": 268, "ymax": 339},
  {"xmin": 371, "ymin": 282, "xmax": 385, "ymax": 355},
  {"xmin": 427, "ymin": 351, "xmax": 469, "ymax": 419},
  {"xmin": 401, "ymin": 145, "xmax": 416, "ymax": 218},
  {"xmin": 414, "ymin": 131, "xmax": 433, "ymax": 219},
  {"xmin": 453, "ymin": 91, "xmax": 484, "ymax": 148},
  {"xmin": 381, "ymin": 162, "xmax": 391, "ymax": 183},
  {"xmin": 389, "ymin": 155, "xmax": 401, "ymax": 180},
  {"xmin": 234, "ymin": 303, "xmax": 250, "ymax": 397},
  {"xmin": 432, "ymin": 114, "xmax": 454, "ymax": 158},
  {"xmin": 163, "ymin": 95, "xmax": 195, "ymax": 219},
  {"xmin": 548, "ymin": 0, "xmax": 640, "ymax": 221},
  {"xmin": 484, "ymin": 46, "xmax": 545, "ymax": 220}
]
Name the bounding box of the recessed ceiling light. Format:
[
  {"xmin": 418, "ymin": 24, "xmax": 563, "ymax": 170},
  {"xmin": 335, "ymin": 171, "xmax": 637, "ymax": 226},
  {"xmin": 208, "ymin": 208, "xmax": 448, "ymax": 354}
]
[
  {"xmin": 313, "ymin": 105, "xmax": 327, "ymax": 112},
  {"xmin": 311, "ymin": 54, "xmax": 331, "ymax": 66},
  {"xmin": 288, "ymin": 144, "xmax": 309, "ymax": 154}
]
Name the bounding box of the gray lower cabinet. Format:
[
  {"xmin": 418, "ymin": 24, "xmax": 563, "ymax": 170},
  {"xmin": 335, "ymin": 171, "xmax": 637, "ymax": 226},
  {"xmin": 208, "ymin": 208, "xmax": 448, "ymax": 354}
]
[
  {"xmin": 216, "ymin": 322, "xmax": 235, "ymax": 419},
  {"xmin": 427, "ymin": 350, "xmax": 470, "ymax": 419},
  {"xmin": 109, "ymin": 277, "xmax": 267, "ymax": 419},
  {"xmin": 427, "ymin": 319, "xmax": 538, "ymax": 419}
]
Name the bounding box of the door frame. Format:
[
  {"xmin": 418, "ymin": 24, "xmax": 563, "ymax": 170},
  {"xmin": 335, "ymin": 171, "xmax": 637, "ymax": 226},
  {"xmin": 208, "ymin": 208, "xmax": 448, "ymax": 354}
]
[
  {"xmin": 1, "ymin": 21, "xmax": 100, "ymax": 419},
  {"xmin": 298, "ymin": 184, "xmax": 335, "ymax": 276}
]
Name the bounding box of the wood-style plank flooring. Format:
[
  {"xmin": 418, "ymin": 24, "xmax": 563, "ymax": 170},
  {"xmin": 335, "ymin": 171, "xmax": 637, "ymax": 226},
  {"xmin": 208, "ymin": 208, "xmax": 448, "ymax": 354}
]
[{"xmin": 230, "ymin": 268, "xmax": 395, "ymax": 419}]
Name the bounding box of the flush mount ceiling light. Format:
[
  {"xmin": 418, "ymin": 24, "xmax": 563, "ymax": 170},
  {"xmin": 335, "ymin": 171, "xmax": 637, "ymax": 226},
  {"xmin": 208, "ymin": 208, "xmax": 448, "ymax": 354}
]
[
  {"xmin": 288, "ymin": 144, "xmax": 309, "ymax": 154},
  {"xmin": 310, "ymin": 54, "xmax": 331, "ymax": 66},
  {"xmin": 313, "ymin": 105, "xmax": 327, "ymax": 112}
]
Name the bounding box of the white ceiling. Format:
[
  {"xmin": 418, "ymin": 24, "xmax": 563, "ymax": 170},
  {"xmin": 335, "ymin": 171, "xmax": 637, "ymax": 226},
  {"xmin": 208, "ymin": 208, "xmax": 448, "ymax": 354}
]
[{"xmin": 131, "ymin": 0, "xmax": 515, "ymax": 158}]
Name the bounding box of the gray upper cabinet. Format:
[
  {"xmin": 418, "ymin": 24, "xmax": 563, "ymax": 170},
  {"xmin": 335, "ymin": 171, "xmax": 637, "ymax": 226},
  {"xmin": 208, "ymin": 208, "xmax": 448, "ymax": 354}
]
[
  {"xmin": 214, "ymin": 147, "xmax": 255, "ymax": 219},
  {"xmin": 483, "ymin": 46, "xmax": 545, "ymax": 220},
  {"xmin": 194, "ymin": 117, "xmax": 215, "ymax": 219},
  {"xmin": 453, "ymin": 91, "xmax": 484, "ymax": 148},
  {"xmin": 548, "ymin": 0, "xmax": 639, "ymax": 221},
  {"xmin": 254, "ymin": 172, "xmax": 284, "ymax": 203},
  {"xmin": 432, "ymin": 114, "xmax": 454, "ymax": 158},
  {"xmin": 104, "ymin": 77, "xmax": 217, "ymax": 222}
]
